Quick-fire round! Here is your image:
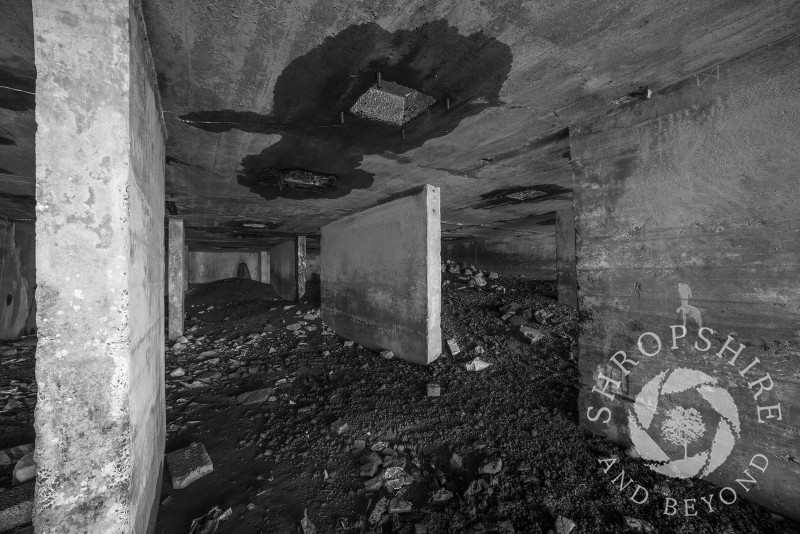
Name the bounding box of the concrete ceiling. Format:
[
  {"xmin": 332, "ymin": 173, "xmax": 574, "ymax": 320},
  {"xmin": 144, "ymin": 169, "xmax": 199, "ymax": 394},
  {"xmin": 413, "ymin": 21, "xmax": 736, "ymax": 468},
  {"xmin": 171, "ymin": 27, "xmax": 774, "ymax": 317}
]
[{"xmin": 2, "ymin": 0, "xmax": 799, "ymax": 249}]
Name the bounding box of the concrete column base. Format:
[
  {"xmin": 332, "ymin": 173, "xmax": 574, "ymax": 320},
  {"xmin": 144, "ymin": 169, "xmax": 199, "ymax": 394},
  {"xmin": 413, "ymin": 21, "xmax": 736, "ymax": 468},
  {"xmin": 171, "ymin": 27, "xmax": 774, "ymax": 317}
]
[{"xmin": 270, "ymin": 237, "xmax": 306, "ymax": 301}]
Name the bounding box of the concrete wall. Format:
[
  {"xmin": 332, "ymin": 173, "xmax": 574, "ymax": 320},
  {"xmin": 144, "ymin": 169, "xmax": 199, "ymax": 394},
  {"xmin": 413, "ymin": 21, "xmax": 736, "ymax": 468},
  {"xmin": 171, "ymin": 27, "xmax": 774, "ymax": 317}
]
[
  {"xmin": 0, "ymin": 219, "xmax": 35, "ymax": 339},
  {"xmin": 442, "ymin": 233, "xmax": 556, "ymax": 279},
  {"xmin": 321, "ymin": 185, "xmax": 441, "ymax": 365},
  {"xmin": 271, "ymin": 238, "xmax": 301, "ymax": 300},
  {"xmin": 32, "ymin": 0, "xmax": 166, "ymax": 531},
  {"xmin": 572, "ymin": 36, "xmax": 800, "ymax": 521},
  {"xmin": 188, "ymin": 251, "xmax": 264, "ymax": 283}
]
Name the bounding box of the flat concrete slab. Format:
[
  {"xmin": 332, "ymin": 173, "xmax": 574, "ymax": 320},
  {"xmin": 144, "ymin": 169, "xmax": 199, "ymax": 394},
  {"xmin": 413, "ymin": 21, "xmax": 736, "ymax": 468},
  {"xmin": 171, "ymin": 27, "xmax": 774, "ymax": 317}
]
[{"xmin": 166, "ymin": 442, "xmax": 214, "ymax": 489}]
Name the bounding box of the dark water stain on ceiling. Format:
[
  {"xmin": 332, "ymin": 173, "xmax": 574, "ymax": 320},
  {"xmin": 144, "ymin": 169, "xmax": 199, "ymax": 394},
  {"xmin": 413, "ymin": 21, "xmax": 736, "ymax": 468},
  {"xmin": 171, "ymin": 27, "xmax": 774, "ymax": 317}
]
[
  {"xmin": 179, "ymin": 20, "xmax": 512, "ymax": 201},
  {"xmin": 475, "ymin": 184, "xmax": 572, "ymax": 209}
]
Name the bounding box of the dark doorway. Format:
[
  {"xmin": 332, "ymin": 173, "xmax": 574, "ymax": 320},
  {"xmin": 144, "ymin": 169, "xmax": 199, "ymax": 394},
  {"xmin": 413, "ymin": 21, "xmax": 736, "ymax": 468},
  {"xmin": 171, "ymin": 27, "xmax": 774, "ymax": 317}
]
[{"xmin": 235, "ymin": 262, "xmax": 251, "ymax": 280}]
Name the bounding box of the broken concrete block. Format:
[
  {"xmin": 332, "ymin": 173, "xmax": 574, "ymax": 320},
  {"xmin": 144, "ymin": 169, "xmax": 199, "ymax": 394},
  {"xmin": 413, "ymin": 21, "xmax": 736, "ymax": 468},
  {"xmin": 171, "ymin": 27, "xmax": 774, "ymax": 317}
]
[
  {"xmin": 489, "ymin": 272, "xmax": 499, "ymax": 279},
  {"xmin": 0, "ymin": 481, "xmax": 33, "ymax": 532},
  {"xmin": 330, "ymin": 419, "xmax": 349, "ymax": 434},
  {"xmin": 380, "ymin": 350, "xmax": 394, "ymax": 360},
  {"xmin": 534, "ymin": 309, "xmax": 553, "ymax": 324},
  {"xmin": 446, "ymin": 338, "xmax": 460, "ymax": 356},
  {"xmin": 364, "ymin": 473, "xmax": 383, "ymax": 492},
  {"xmin": 237, "ymin": 388, "xmax": 276, "ymax": 405},
  {"xmin": 343, "ymin": 340, "xmax": 354, "ymax": 348},
  {"xmin": 166, "ymin": 442, "xmax": 214, "ymax": 489},
  {"xmin": 426, "ymin": 383, "xmax": 441, "ymax": 397},
  {"xmin": 520, "ymin": 326, "xmax": 544, "ymax": 344},
  {"xmin": 388, "ymin": 497, "xmax": 412, "ymax": 514},
  {"xmin": 368, "ymin": 496, "xmax": 388, "ymax": 525},
  {"xmin": 12, "ymin": 452, "xmax": 36, "ymax": 485}
]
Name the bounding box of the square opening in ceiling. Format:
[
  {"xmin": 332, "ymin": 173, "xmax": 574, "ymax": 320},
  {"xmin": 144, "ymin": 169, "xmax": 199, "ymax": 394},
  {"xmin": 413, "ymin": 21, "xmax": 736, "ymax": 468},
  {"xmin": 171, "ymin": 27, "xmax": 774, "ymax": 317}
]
[{"xmin": 350, "ymin": 80, "xmax": 436, "ymax": 127}]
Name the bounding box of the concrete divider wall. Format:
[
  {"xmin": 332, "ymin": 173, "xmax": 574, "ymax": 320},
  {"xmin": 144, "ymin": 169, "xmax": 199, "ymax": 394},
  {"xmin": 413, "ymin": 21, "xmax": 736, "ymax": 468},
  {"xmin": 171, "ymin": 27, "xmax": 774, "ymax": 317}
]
[
  {"xmin": 271, "ymin": 238, "xmax": 301, "ymax": 300},
  {"xmin": 571, "ymin": 35, "xmax": 800, "ymax": 520},
  {"xmin": 321, "ymin": 185, "xmax": 441, "ymax": 365}
]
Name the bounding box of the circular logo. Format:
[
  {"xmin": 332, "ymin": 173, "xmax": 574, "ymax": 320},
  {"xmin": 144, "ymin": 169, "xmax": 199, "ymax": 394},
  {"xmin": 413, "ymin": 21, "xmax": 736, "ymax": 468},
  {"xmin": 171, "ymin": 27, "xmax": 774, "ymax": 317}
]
[{"xmin": 628, "ymin": 368, "xmax": 741, "ymax": 479}]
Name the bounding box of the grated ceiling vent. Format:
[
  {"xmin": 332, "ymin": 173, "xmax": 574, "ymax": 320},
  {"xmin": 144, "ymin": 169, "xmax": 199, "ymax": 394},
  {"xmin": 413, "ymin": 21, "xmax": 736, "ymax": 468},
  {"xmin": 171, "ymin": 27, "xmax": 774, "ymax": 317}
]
[
  {"xmin": 350, "ymin": 80, "xmax": 436, "ymax": 127},
  {"xmin": 262, "ymin": 168, "xmax": 337, "ymax": 192}
]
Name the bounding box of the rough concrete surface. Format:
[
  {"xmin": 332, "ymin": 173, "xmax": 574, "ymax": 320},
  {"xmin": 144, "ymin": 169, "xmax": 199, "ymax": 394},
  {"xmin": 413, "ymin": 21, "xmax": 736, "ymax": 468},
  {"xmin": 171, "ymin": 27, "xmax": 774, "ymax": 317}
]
[
  {"xmin": 321, "ymin": 185, "xmax": 441, "ymax": 365},
  {"xmin": 571, "ymin": 35, "xmax": 800, "ymax": 521},
  {"xmin": 32, "ymin": 0, "xmax": 166, "ymax": 531},
  {"xmin": 0, "ymin": 220, "xmax": 35, "ymax": 340}
]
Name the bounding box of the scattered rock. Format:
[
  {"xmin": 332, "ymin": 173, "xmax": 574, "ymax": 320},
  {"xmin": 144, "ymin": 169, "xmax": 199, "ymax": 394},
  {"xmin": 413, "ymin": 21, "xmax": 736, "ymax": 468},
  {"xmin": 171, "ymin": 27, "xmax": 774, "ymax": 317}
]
[
  {"xmin": 165, "ymin": 442, "xmax": 214, "ymax": 489},
  {"xmin": 170, "ymin": 367, "xmax": 186, "ymax": 378},
  {"xmin": 624, "ymin": 517, "xmax": 655, "ymax": 533},
  {"xmin": 519, "ymin": 326, "xmax": 544, "ymax": 344},
  {"xmin": 426, "ymin": 383, "xmax": 441, "ymax": 397},
  {"xmin": 380, "ymin": 350, "xmax": 394, "ymax": 360},
  {"xmin": 368, "ymin": 497, "xmax": 388, "ymax": 525},
  {"xmin": 449, "ymin": 452, "xmax": 463, "ymax": 471},
  {"xmin": 464, "ymin": 357, "xmax": 492, "ymax": 371},
  {"xmin": 12, "ymin": 452, "xmax": 36, "ymax": 485},
  {"xmin": 330, "ymin": 419, "xmax": 349, "ymax": 434},
  {"xmin": 388, "ymin": 497, "xmax": 412, "ymax": 514},
  {"xmin": 555, "ymin": 516, "xmax": 576, "ymax": 534},
  {"xmin": 0, "ymin": 444, "xmax": 33, "ymax": 468},
  {"xmin": 0, "ymin": 482, "xmax": 33, "ymax": 532},
  {"xmin": 446, "ymin": 338, "xmax": 460, "ymax": 356},
  {"xmin": 478, "ymin": 455, "xmax": 502, "ymax": 475},
  {"xmin": 236, "ymin": 388, "xmax": 276, "ymax": 405}
]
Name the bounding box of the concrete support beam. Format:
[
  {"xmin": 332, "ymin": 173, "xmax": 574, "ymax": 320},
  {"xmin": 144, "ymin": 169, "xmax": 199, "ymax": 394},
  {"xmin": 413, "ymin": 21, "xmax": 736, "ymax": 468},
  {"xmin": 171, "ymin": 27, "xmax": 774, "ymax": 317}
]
[
  {"xmin": 167, "ymin": 218, "xmax": 185, "ymax": 341},
  {"xmin": 270, "ymin": 237, "xmax": 306, "ymax": 301},
  {"xmin": 32, "ymin": 0, "xmax": 166, "ymax": 531},
  {"xmin": 321, "ymin": 185, "xmax": 441, "ymax": 365},
  {"xmin": 259, "ymin": 251, "xmax": 270, "ymax": 284},
  {"xmin": 555, "ymin": 208, "xmax": 577, "ymax": 307}
]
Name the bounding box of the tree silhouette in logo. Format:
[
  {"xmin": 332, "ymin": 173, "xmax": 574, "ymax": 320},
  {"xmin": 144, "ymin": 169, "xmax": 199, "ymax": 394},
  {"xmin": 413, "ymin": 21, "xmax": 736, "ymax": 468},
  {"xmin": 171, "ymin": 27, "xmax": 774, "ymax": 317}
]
[{"xmin": 660, "ymin": 406, "xmax": 705, "ymax": 460}]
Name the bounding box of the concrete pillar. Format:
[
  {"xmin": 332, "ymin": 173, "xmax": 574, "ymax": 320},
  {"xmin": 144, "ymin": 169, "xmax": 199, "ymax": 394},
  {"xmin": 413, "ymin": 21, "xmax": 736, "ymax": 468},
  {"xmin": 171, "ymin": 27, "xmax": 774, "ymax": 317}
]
[
  {"xmin": 32, "ymin": 0, "xmax": 166, "ymax": 531},
  {"xmin": 555, "ymin": 208, "xmax": 578, "ymax": 307},
  {"xmin": 259, "ymin": 251, "xmax": 270, "ymax": 283},
  {"xmin": 167, "ymin": 218, "xmax": 185, "ymax": 340},
  {"xmin": 183, "ymin": 245, "xmax": 189, "ymax": 290},
  {"xmin": 321, "ymin": 185, "xmax": 441, "ymax": 365},
  {"xmin": 270, "ymin": 237, "xmax": 305, "ymax": 301},
  {"xmin": 296, "ymin": 236, "xmax": 307, "ymax": 300}
]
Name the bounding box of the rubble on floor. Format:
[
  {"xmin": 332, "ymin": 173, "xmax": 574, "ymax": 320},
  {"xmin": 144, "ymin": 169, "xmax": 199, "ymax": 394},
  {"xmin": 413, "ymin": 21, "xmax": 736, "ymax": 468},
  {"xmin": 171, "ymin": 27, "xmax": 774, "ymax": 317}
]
[{"xmin": 0, "ymin": 273, "xmax": 798, "ymax": 533}]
